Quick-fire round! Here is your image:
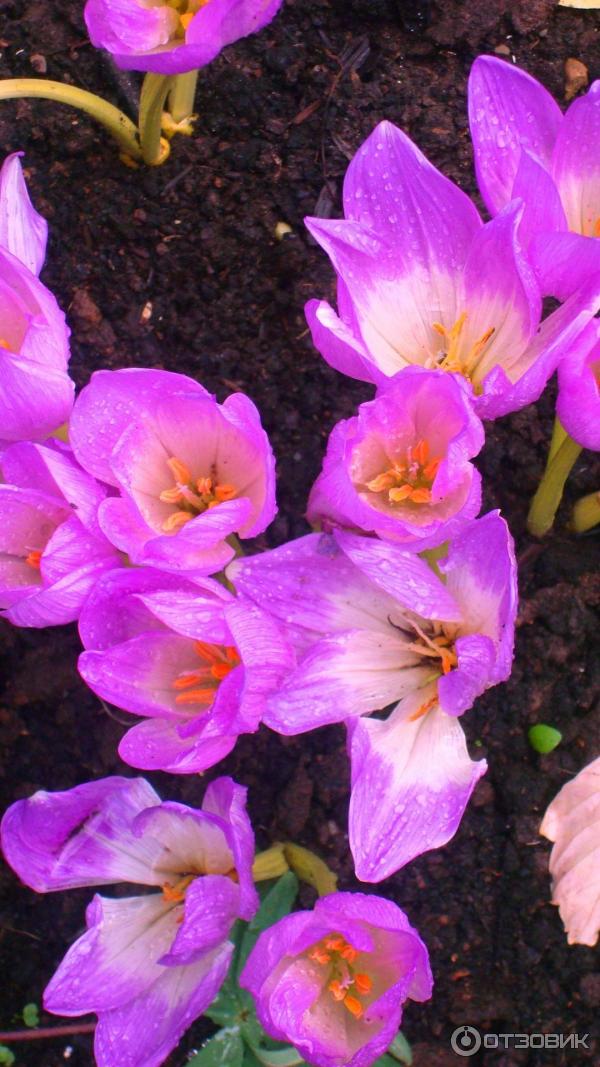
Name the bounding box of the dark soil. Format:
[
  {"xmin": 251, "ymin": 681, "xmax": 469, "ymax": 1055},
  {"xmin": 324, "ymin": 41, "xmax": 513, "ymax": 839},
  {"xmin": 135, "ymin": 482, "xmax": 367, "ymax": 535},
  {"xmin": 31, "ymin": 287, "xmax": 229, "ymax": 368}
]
[{"xmin": 1, "ymin": 1, "xmax": 600, "ymax": 1064}]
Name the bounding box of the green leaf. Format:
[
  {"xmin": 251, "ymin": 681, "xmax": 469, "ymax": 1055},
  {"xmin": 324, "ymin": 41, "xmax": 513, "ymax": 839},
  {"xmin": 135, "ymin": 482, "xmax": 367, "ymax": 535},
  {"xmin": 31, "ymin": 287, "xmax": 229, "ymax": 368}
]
[
  {"xmin": 248, "ymin": 1046, "xmax": 305, "ymax": 1066},
  {"xmin": 186, "ymin": 1028, "xmax": 244, "ymax": 1066},
  {"xmin": 22, "ymin": 1002, "xmax": 39, "ymax": 1028},
  {"xmin": 237, "ymin": 873, "xmax": 298, "ymax": 975},
  {"xmin": 388, "ymin": 1031, "xmax": 413, "ymax": 1064},
  {"xmin": 0, "ymin": 1047, "xmax": 15, "ymax": 1066},
  {"xmin": 528, "ymin": 724, "xmax": 562, "ymax": 754},
  {"xmin": 372, "ymin": 1057, "xmax": 397, "ymax": 1067}
]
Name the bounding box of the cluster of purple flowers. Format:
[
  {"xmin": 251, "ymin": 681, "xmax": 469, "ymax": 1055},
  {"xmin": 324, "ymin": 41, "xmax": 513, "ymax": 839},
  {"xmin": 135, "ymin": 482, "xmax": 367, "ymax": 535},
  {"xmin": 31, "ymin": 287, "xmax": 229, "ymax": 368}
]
[{"xmin": 2, "ymin": 54, "xmax": 599, "ymax": 1067}]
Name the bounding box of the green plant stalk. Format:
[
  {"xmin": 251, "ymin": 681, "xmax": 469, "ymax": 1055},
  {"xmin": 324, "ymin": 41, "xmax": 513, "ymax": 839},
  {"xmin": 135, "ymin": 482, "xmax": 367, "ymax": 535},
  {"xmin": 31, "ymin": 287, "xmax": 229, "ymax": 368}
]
[
  {"xmin": 0, "ymin": 79, "xmax": 142, "ymax": 162},
  {"xmin": 527, "ymin": 432, "xmax": 582, "ymax": 538},
  {"xmin": 547, "ymin": 416, "xmax": 569, "ymax": 464},
  {"xmin": 168, "ymin": 70, "xmax": 199, "ymax": 124},
  {"xmin": 570, "ymin": 489, "xmax": 600, "ymax": 533},
  {"xmin": 138, "ymin": 73, "xmax": 175, "ymax": 165}
]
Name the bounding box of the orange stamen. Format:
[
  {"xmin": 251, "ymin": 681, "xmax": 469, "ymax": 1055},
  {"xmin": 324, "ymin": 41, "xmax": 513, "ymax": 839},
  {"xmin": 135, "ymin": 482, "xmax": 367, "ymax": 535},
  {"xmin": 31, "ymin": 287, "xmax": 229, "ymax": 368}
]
[
  {"xmin": 167, "ymin": 457, "xmax": 192, "ymax": 484},
  {"xmin": 25, "ymin": 550, "xmax": 42, "ymax": 569},
  {"xmin": 309, "ymin": 948, "xmax": 332, "ymax": 965},
  {"xmin": 388, "ymin": 484, "xmax": 414, "ymax": 503},
  {"xmin": 340, "ymin": 944, "xmax": 358, "ymax": 963},
  {"xmin": 354, "ymin": 973, "xmax": 373, "ymax": 995},
  {"xmin": 214, "ymin": 484, "xmax": 236, "ymax": 502},
  {"xmin": 408, "ymin": 695, "xmax": 438, "ymax": 722},
  {"xmin": 175, "ymin": 688, "xmax": 218, "ymax": 705},
  {"xmin": 324, "ymin": 937, "xmax": 346, "ymax": 951},
  {"xmin": 162, "ymin": 510, "xmax": 194, "ymax": 532},
  {"xmin": 593, "ymin": 218, "xmax": 600, "ymax": 238},
  {"xmin": 179, "ymin": 11, "xmax": 195, "ymax": 29},
  {"xmin": 343, "ymin": 994, "xmax": 363, "ymax": 1019},
  {"xmin": 408, "ymin": 487, "xmax": 431, "ymax": 504}
]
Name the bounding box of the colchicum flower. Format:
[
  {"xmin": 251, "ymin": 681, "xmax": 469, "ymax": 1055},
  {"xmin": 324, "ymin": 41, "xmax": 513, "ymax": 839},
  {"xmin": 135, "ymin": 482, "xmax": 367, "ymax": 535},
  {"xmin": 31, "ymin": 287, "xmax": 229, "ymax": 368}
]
[
  {"xmin": 304, "ymin": 120, "xmax": 600, "ymax": 420},
  {"xmin": 307, "ymin": 367, "xmax": 484, "ymax": 550},
  {"xmin": 229, "ymin": 513, "xmax": 517, "ymax": 879},
  {"xmin": 68, "ymin": 368, "xmax": 276, "ymax": 578},
  {"xmin": 84, "ymin": 0, "xmax": 284, "ymax": 75},
  {"xmin": 0, "ymin": 439, "xmax": 121, "ymax": 627},
  {"xmin": 78, "ymin": 566, "xmax": 293, "ymax": 773},
  {"xmin": 240, "ymin": 891, "xmax": 432, "ymax": 1067},
  {"xmin": 468, "ymin": 56, "xmax": 600, "ymax": 295},
  {"xmin": 1, "ymin": 775, "xmax": 258, "ymax": 1067},
  {"xmin": 0, "ymin": 152, "xmax": 74, "ymax": 442}
]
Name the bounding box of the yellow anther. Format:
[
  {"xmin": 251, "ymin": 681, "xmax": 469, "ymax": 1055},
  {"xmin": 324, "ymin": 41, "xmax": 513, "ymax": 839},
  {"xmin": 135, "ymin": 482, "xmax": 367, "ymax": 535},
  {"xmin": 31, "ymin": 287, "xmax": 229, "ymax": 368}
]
[
  {"xmin": 366, "ymin": 437, "xmax": 440, "ymax": 507},
  {"xmin": 167, "ymin": 457, "xmax": 192, "ymax": 484},
  {"xmin": 432, "ymin": 312, "xmax": 495, "ymax": 378},
  {"xmin": 162, "ymin": 509, "xmax": 194, "ymax": 532}
]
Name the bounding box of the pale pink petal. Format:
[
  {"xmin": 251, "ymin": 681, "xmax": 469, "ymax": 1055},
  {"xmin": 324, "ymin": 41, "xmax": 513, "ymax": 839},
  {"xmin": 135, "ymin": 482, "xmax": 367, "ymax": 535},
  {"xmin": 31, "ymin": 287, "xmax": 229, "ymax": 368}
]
[
  {"xmin": 0, "ymin": 152, "xmax": 47, "ymax": 275},
  {"xmin": 540, "ymin": 756, "xmax": 600, "ymax": 947},
  {"xmin": 349, "ymin": 689, "xmax": 488, "ymax": 880}
]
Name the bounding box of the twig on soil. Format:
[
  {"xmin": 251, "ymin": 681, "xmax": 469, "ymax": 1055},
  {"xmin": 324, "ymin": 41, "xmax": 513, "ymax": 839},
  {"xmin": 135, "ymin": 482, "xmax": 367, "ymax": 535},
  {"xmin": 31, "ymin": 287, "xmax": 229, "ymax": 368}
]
[{"xmin": 0, "ymin": 1022, "xmax": 95, "ymax": 1042}]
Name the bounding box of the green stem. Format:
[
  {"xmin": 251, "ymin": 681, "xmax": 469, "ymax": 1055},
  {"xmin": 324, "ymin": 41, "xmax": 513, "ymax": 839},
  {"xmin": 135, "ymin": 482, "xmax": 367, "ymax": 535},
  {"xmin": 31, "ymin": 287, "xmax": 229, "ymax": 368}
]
[
  {"xmin": 547, "ymin": 416, "xmax": 568, "ymax": 464},
  {"xmin": 168, "ymin": 70, "xmax": 199, "ymax": 125},
  {"xmin": 138, "ymin": 73, "xmax": 174, "ymax": 165},
  {"xmin": 570, "ymin": 490, "xmax": 600, "ymax": 534},
  {"xmin": 527, "ymin": 432, "xmax": 582, "ymax": 538},
  {"xmin": 0, "ymin": 79, "xmax": 142, "ymax": 162}
]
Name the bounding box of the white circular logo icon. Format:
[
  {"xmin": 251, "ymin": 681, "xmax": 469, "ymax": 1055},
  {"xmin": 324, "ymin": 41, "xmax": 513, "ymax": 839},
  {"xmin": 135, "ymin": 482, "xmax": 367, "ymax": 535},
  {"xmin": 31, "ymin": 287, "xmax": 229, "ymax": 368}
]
[{"xmin": 451, "ymin": 1026, "xmax": 482, "ymax": 1057}]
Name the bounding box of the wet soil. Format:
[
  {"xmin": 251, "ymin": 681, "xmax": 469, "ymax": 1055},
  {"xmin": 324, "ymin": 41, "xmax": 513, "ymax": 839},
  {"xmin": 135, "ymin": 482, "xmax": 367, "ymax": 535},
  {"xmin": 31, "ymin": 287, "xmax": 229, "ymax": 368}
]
[{"xmin": 0, "ymin": 0, "xmax": 600, "ymax": 1064}]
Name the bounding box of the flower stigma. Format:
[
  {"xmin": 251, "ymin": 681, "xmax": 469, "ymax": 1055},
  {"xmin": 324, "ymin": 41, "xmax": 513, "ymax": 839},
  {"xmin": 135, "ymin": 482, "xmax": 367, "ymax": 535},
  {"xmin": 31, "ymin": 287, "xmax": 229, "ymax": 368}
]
[
  {"xmin": 430, "ymin": 312, "xmax": 495, "ymax": 381},
  {"xmin": 160, "ymin": 455, "xmax": 237, "ymax": 533},
  {"xmin": 172, "ymin": 641, "xmax": 240, "ymax": 707},
  {"xmin": 365, "ymin": 438, "xmax": 441, "ymax": 505},
  {"xmin": 308, "ymin": 934, "xmax": 373, "ymax": 1020}
]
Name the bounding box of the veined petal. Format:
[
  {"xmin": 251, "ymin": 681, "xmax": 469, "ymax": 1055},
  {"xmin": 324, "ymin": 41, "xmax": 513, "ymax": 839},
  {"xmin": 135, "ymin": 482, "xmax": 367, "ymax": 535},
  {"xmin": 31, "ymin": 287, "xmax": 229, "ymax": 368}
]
[
  {"xmin": 512, "ymin": 150, "xmax": 568, "ymax": 250},
  {"xmin": 44, "ymin": 892, "xmax": 179, "ymax": 1014},
  {"xmin": 557, "ymin": 320, "xmax": 600, "ymax": 451},
  {"xmin": 118, "ymin": 704, "xmax": 240, "ymax": 775},
  {"xmin": 348, "ymin": 690, "xmax": 487, "ymax": 880},
  {"xmin": 305, "ymin": 216, "xmax": 459, "ymax": 377},
  {"xmin": 93, "ymin": 941, "xmax": 233, "ymax": 1067},
  {"xmin": 552, "ymin": 80, "xmax": 600, "ymax": 236},
  {"xmin": 335, "ymin": 529, "xmax": 461, "ymax": 621},
  {"xmin": 78, "ymin": 631, "xmax": 207, "ymax": 720},
  {"xmin": 0, "ymin": 152, "xmax": 47, "ymax": 275},
  {"xmin": 441, "ymin": 511, "xmax": 517, "ymax": 686},
  {"xmin": 228, "ymin": 532, "xmax": 402, "ymax": 638},
  {"xmin": 530, "ymin": 231, "xmax": 600, "ymax": 302},
  {"xmin": 460, "ymin": 203, "xmax": 541, "ymax": 390},
  {"xmin": 304, "ymin": 298, "xmax": 381, "ymax": 384},
  {"xmin": 468, "ymin": 55, "xmax": 562, "ymax": 215},
  {"xmin": 160, "ymin": 875, "xmax": 239, "ymax": 965},
  {"xmin": 0, "ymin": 777, "xmax": 161, "ymax": 892},
  {"xmin": 69, "ymin": 368, "xmax": 208, "ymax": 485},
  {"xmin": 477, "ymin": 271, "xmax": 600, "ymax": 419},
  {"xmin": 200, "ymin": 776, "xmax": 257, "ymax": 920},
  {"xmin": 265, "ymin": 629, "xmax": 430, "ymax": 733},
  {"xmin": 343, "ymin": 120, "xmax": 481, "ymax": 258}
]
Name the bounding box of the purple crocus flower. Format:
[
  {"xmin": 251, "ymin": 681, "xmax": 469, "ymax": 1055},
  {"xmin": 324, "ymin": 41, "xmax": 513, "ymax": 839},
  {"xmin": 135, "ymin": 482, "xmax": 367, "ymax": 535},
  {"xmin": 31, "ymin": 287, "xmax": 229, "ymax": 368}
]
[
  {"xmin": 0, "ymin": 439, "xmax": 121, "ymax": 627},
  {"xmin": 68, "ymin": 368, "xmax": 276, "ymax": 578},
  {"xmin": 78, "ymin": 566, "xmax": 293, "ymax": 773},
  {"xmin": 307, "ymin": 367, "xmax": 484, "ymax": 550},
  {"xmin": 1, "ymin": 774, "xmax": 257, "ymax": 1067},
  {"xmin": 0, "ymin": 153, "xmax": 74, "ymax": 442},
  {"xmin": 229, "ymin": 513, "xmax": 517, "ymax": 878},
  {"xmin": 468, "ymin": 57, "xmax": 600, "ymax": 272},
  {"xmin": 240, "ymin": 891, "xmax": 432, "ymax": 1067},
  {"xmin": 304, "ymin": 120, "xmax": 600, "ymax": 420},
  {"xmin": 84, "ymin": 0, "xmax": 284, "ymax": 76}
]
